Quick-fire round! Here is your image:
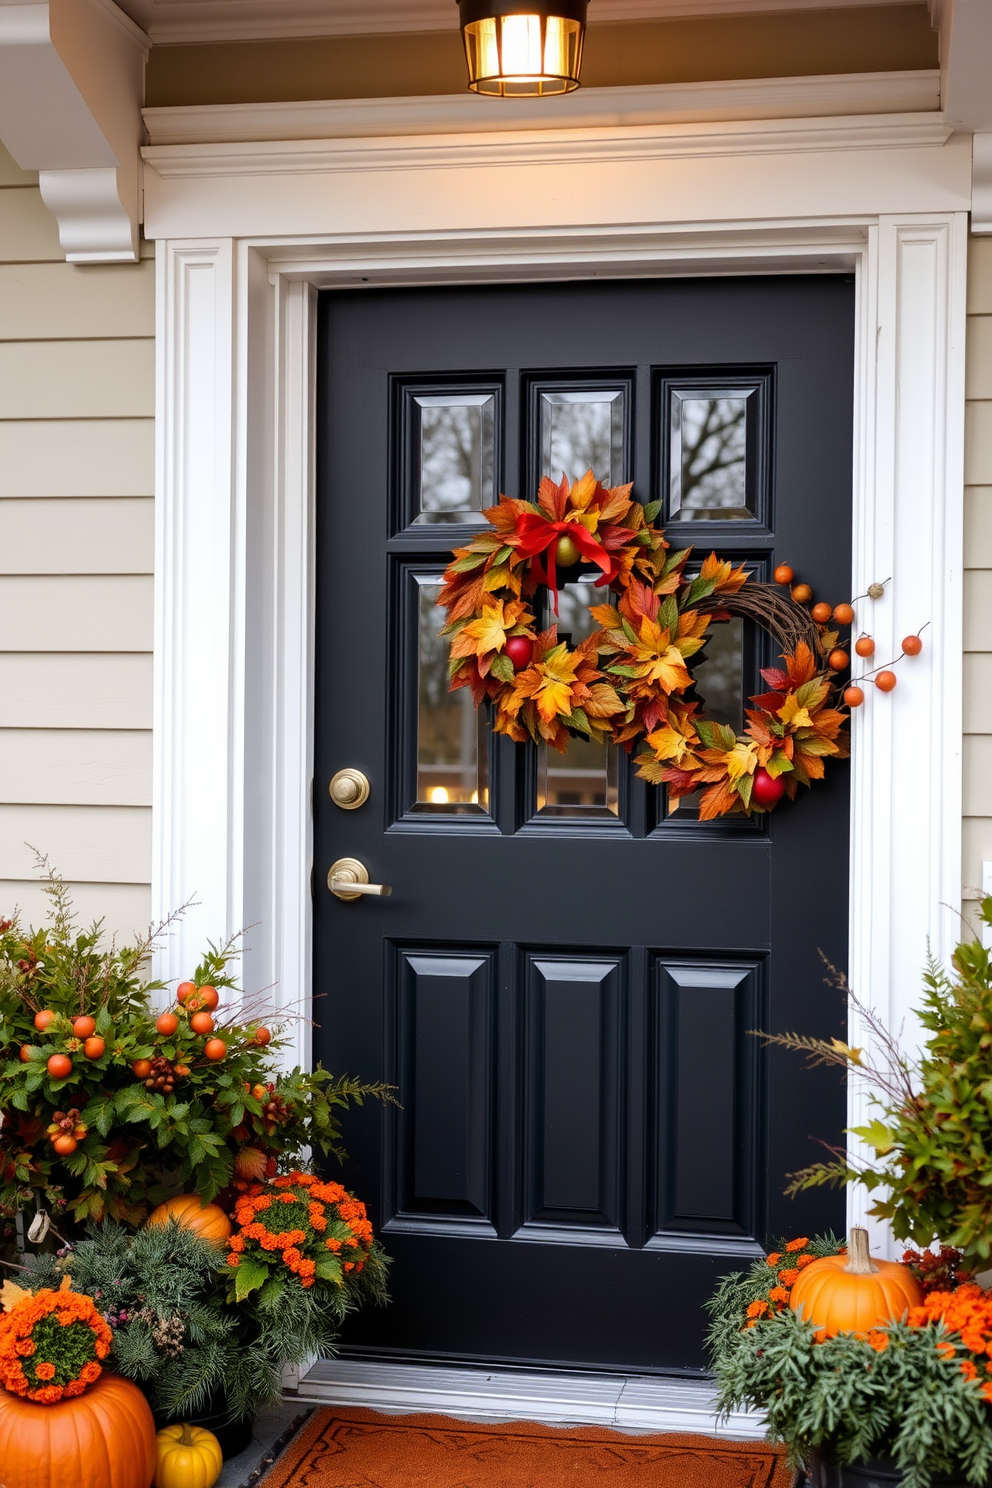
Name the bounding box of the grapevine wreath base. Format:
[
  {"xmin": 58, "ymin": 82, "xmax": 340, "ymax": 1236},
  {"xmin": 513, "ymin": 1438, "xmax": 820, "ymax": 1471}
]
[{"xmin": 439, "ymin": 471, "xmax": 850, "ymax": 821}]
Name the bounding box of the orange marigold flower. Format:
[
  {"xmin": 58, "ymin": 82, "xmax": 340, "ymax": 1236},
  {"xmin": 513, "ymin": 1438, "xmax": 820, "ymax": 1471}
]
[
  {"xmin": 229, "ymin": 1234, "xmax": 245, "ymax": 1253},
  {"xmin": 326, "ymin": 1237, "xmax": 342, "ymax": 1252},
  {"xmin": 301, "ymin": 1276, "xmax": 315, "ymax": 1288},
  {"xmin": 746, "ymin": 1300, "xmax": 770, "ymax": 1319},
  {"xmin": 280, "ymin": 1193, "xmax": 297, "ymax": 1204},
  {"xmin": 34, "ymin": 1363, "xmax": 55, "ymax": 1380},
  {"xmin": 785, "ymin": 1238, "xmax": 810, "ymax": 1253},
  {"xmin": 982, "ymin": 1382, "xmax": 992, "ymax": 1404},
  {"xmin": 936, "ymin": 1341, "xmax": 956, "ymax": 1360},
  {"xmin": 298, "ymin": 1259, "xmax": 316, "ymax": 1277},
  {"xmin": 768, "ymin": 1287, "xmax": 789, "ymax": 1305},
  {"xmin": 33, "ymin": 1385, "xmax": 63, "ymax": 1404},
  {"xmin": 14, "ymin": 1339, "xmax": 35, "ymax": 1357},
  {"xmin": 260, "ymin": 1233, "xmax": 279, "ymax": 1251},
  {"xmin": 79, "ymin": 1361, "xmax": 101, "ymax": 1384},
  {"xmin": 778, "ymin": 1270, "xmax": 799, "ymax": 1287},
  {"xmin": 867, "ymin": 1332, "xmax": 889, "ymax": 1353},
  {"xmin": 961, "ymin": 1360, "xmax": 979, "ymax": 1381},
  {"xmin": 797, "ymin": 1255, "xmax": 816, "ymax": 1269},
  {"xmin": 765, "ymin": 1253, "xmax": 781, "ymax": 1268},
  {"xmin": 228, "ymin": 1253, "xmax": 241, "ymax": 1267}
]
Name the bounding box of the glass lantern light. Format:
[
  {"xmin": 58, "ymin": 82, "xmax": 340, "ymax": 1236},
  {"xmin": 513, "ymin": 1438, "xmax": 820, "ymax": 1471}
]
[{"xmin": 456, "ymin": 0, "xmax": 589, "ymax": 97}]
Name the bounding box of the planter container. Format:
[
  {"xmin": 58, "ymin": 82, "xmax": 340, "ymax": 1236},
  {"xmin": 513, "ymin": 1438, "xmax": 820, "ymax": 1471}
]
[
  {"xmin": 809, "ymin": 1451, "xmax": 986, "ymax": 1487},
  {"xmin": 154, "ymin": 1386, "xmax": 254, "ymax": 1461}
]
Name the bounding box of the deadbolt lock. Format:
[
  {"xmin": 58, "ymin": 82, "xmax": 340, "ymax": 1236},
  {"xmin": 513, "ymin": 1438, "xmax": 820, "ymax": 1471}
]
[{"xmin": 329, "ymin": 768, "xmax": 371, "ymax": 810}]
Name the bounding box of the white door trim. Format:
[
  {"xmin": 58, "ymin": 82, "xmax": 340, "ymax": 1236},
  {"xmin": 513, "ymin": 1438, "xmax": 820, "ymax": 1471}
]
[{"xmin": 151, "ymin": 191, "xmax": 967, "ymax": 1421}]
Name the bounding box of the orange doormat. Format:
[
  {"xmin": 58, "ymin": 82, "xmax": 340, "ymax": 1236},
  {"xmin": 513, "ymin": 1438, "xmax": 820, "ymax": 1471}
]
[{"xmin": 257, "ymin": 1406, "xmax": 797, "ymax": 1488}]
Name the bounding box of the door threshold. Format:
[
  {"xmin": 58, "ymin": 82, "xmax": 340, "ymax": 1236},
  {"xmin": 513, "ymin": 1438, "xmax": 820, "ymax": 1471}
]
[{"xmin": 289, "ymin": 1357, "xmax": 766, "ymax": 1439}]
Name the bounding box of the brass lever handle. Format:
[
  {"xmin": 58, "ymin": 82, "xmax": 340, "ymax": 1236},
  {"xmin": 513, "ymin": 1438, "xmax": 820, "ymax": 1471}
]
[{"xmin": 327, "ymin": 857, "xmax": 392, "ymax": 902}]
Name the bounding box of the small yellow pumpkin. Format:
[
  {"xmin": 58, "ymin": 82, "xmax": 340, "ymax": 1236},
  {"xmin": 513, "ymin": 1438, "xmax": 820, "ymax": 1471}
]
[
  {"xmin": 789, "ymin": 1226, "xmax": 923, "ymax": 1337},
  {"xmin": 146, "ymin": 1194, "xmax": 232, "ymax": 1244},
  {"xmin": 154, "ymin": 1422, "xmax": 223, "ymax": 1488}
]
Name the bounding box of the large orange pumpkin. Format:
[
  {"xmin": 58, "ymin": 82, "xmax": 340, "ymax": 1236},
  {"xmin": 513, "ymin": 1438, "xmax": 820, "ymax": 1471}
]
[
  {"xmin": 789, "ymin": 1227, "xmax": 923, "ymax": 1336},
  {"xmin": 146, "ymin": 1194, "xmax": 232, "ymax": 1244},
  {"xmin": 0, "ymin": 1370, "xmax": 156, "ymax": 1488}
]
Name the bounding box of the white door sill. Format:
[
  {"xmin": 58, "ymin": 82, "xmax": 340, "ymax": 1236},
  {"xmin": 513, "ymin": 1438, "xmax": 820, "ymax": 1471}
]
[{"xmin": 288, "ymin": 1358, "xmax": 767, "ymax": 1439}]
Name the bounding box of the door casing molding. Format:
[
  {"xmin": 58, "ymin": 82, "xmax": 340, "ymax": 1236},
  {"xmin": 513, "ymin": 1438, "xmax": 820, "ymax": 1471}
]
[{"xmin": 151, "ymin": 131, "xmax": 968, "ymax": 1440}]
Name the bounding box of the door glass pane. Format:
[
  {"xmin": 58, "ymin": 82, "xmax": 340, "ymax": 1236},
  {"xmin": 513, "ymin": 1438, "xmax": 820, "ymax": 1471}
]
[
  {"xmin": 667, "ymin": 616, "xmax": 744, "ymax": 819},
  {"xmin": 669, "ymin": 391, "xmax": 753, "ymax": 521},
  {"xmin": 415, "ymin": 394, "xmax": 496, "ymax": 523},
  {"xmin": 413, "ymin": 577, "xmax": 489, "ymax": 814},
  {"xmin": 540, "ymin": 389, "xmax": 624, "ymax": 485},
  {"xmin": 537, "ymin": 578, "xmax": 619, "ymax": 819}
]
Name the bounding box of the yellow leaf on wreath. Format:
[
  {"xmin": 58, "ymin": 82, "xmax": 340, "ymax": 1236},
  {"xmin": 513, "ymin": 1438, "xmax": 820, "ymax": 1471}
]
[
  {"xmin": 725, "ymin": 740, "xmax": 759, "ymax": 781},
  {"xmin": 777, "ymin": 693, "xmax": 813, "ymax": 730},
  {"xmin": 569, "ymin": 470, "xmax": 599, "ymax": 510},
  {"xmin": 1, "ymin": 1280, "xmax": 31, "ymax": 1312}
]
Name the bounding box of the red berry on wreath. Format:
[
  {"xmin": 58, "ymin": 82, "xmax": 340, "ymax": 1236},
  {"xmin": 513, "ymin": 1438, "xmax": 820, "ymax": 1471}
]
[
  {"xmin": 751, "ymin": 768, "xmax": 786, "ymax": 809},
  {"xmin": 71, "ymin": 1015, "xmax": 96, "ymax": 1039},
  {"xmin": 875, "ymin": 670, "xmax": 897, "ymax": 692},
  {"xmin": 251, "ymin": 1026, "xmax": 272, "ymax": 1047},
  {"xmin": 176, "ymin": 981, "xmax": 197, "ymax": 1004},
  {"xmin": 33, "ymin": 1009, "xmax": 55, "ymax": 1033},
  {"xmin": 555, "ymin": 533, "xmax": 581, "ymax": 568},
  {"xmin": 190, "ymin": 1010, "xmax": 214, "ymax": 1035},
  {"xmin": 197, "ymin": 985, "xmax": 219, "ymax": 1010},
  {"xmin": 854, "ymin": 635, "xmax": 875, "ymax": 658},
  {"xmin": 46, "ymin": 1053, "xmax": 72, "ymax": 1080},
  {"xmin": 504, "ymin": 636, "xmax": 534, "ymax": 672},
  {"xmin": 844, "ymin": 686, "xmax": 865, "ymax": 708},
  {"xmin": 827, "ymin": 649, "xmax": 848, "ymax": 672},
  {"xmin": 902, "ymin": 634, "xmax": 923, "ymax": 656},
  {"xmin": 791, "ymin": 584, "xmax": 813, "ymax": 605},
  {"xmin": 773, "ymin": 564, "xmax": 794, "ymax": 586},
  {"xmin": 811, "ymin": 602, "xmax": 832, "ymax": 624},
  {"xmin": 833, "ymin": 603, "xmax": 855, "ymax": 626},
  {"xmin": 83, "ymin": 1036, "xmax": 105, "ymax": 1060},
  {"xmin": 156, "ymin": 1012, "xmax": 179, "ymax": 1036},
  {"xmin": 204, "ymin": 1038, "xmax": 227, "ymax": 1061}
]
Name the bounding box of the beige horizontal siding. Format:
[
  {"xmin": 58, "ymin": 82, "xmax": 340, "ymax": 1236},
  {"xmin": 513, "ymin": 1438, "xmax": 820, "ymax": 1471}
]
[
  {"xmin": 0, "ymin": 419, "xmax": 154, "ymax": 497},
  {"xmin": 0, "ymin": 729, "xmax": 151, "ymax": 806},
  {"xmin": 0, "ymin": 498, "xmax": 153, "ymax": 574},
  {"xmin": 0, "ymin": 161, "xmax": 154, "ymax": 913},
  {"xmin": 0, "ymin": 261, "xmax": 155, "ymax": 341},
  {"xmin": 0, "ymin": 654, "xmax": 152, "ymax": 728},
  {"xmin": 0, "ymin": 576, "xmax": 153, "ymax": 651},
  {"xmin": 964, "ymin": 237, "xmax": 992, "ymax": 894},
  {"xmin": 0, "ymin": 340, "xmax": 154, "ymax": 419},
  {"xmin": 0, "ymin": 879, "xmax": 152, "ymax": 945},
  {"xmin": 0, "ymin": 187, "xmax": 63, "ymax": 263}
]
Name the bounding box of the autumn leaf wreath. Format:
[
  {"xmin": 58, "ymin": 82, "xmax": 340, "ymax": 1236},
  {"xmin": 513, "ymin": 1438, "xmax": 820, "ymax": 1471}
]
[{"xmin": 438, "ymin": 471, "xmax": 849, "ymax": 821}]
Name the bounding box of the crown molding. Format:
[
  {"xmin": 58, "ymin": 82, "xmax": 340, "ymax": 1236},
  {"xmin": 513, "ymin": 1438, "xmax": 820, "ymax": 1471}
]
[
  {"xmin": 117, "ymin": 0, "xmax": 927, "ymax": 44},
  {"xmin": 142, "ymin": 111, "xmax": 952, "ymax": 180},
  {"xmin": 143, "ymin": 70, "xmax": 940, "ymax": 146}
]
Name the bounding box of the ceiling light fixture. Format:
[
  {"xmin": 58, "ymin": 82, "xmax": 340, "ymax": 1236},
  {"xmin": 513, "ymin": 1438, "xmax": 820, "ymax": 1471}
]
[{"xmin": 456, "ymin": 0, "xmax": 588, "ymax": 98}]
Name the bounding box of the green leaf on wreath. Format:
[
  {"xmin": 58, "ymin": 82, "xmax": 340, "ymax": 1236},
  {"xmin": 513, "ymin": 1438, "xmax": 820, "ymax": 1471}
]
[
  {"xmin": 489, "ymin": 652, "xmax": 515, "ymax": 684},
  {"xmin": 234, "ymin": 1257, "xmax": 270, "ymax": 1301},
  {"xmin": 660, "ymin": 595, "xmax": 679, "ymax": 636},
  {"xmin": 449, "ymin": 552, "xmax": 487, "ymax": 573},
  {"xmin": 642, "ymin": 500, "xmax": 662, "ymax": 523}
]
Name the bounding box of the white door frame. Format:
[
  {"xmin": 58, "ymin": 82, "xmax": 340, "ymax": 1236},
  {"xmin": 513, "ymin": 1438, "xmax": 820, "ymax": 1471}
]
[{"xmin": 148, "ymin": 120, "xmax": 969, "ymax": 1419}]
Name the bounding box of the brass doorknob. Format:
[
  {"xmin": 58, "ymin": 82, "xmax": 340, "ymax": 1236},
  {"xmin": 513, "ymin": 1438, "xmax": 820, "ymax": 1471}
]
[
  {"xmin": 328, "ymin": 857, "xmax": 392, "ymax": 901},
  {"xmin": 329, "ymin": 768, "xmax": 370, "ymax": 810}
]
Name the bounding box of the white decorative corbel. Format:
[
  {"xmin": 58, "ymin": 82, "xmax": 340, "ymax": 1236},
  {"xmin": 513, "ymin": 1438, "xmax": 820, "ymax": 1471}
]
[
  {"xmin": 973, "ymin": 134, "xmax": 992, "ymax": 235},
  {"xmin": 0, "ymin": 0, "xmax": 148, "ymax": 262}
]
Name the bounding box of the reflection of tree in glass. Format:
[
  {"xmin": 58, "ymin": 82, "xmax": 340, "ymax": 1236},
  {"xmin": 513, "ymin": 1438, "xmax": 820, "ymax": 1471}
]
[
  {"xmin": 420, "ymin": 401, "xmax": 491, "ymax": 518},
  {"xmin": 677, "ymin": 397, "xmax": 748, "ymax": 516},
  {"xmin": 545, "ymin": 399, "xmax": 613, "ymax": 485},
  {"xmin": 686, "ymin": 617, "xmax": 743, "ymax": 728}
]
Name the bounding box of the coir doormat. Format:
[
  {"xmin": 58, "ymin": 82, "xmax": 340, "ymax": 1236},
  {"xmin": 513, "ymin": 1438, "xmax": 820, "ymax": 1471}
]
[{"xmin": 256, "ymin": 1407, "xmax": 797, "ymax": 1488}]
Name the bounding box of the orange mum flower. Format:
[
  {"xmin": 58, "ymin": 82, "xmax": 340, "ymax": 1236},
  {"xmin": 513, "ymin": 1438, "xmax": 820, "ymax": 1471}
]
[
  {"xmin": 867, "ymin": 1331, "xmax": 889, "ymax": 1353},
  {"xmin": 765, "ymin": 1253, "xmax": 781, "ymax": 1268},
  {"xmin": 746, "ymin": 1300, "xmax": 770, "ymax": 1319},
  {"xmin": 785, "ymin": 1238, "xmax": 810, "ymax": 1253},
  {"xmin": 778, "ymin": 1270, "xmax": 799, "ymax": 1287}
]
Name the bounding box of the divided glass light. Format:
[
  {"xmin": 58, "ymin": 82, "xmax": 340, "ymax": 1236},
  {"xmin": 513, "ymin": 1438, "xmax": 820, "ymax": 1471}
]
[{"xmin": 457, "ymin": 0, "xmax": 588, "ymax": 97}]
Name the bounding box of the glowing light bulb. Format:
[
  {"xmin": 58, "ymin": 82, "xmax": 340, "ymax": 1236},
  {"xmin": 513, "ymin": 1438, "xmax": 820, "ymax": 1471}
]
[{"xmin": 430, "ymin": 786, "xmax": 450, "ymax": 804}]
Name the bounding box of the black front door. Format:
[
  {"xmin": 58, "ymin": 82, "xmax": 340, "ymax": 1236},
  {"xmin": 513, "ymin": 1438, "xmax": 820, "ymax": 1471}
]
[{"xmin": 313, "ymin": 276, "xmax": 851, "ymax": 1375}]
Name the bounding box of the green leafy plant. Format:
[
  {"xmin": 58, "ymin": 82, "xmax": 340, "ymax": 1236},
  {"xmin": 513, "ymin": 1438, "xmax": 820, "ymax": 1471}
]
[
  {"xmin": 707, "ymin": 1239, "xmax": 992, "ymax": 1488},
  {"xmin": 759, "ymin": 899, "xmax": 992, "ymax": 1261},
  {"xmin": 23, "ymin": 1209, "xmax": 388, "ymax": 1421},
  {"xmin": 0, "ymin": 859, "xmax": 392, "ymax": 1230}
]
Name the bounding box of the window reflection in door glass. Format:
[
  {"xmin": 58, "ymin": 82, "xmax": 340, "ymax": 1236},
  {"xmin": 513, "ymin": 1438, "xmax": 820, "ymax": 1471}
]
[
  {"xmin": 540, "ymin": 390, "xmax": 624, "ymax": 486},
  {"xmin": 415, "ymin": 394, "xmax": 496, "ymax": 523},
  {"xmin": 413, "ymin": 578, "xmax": 489, "ymax": 813},
  {"xmin": 669, "ymin": 392, "xmax": 752, "ymax": 521},
  {"xmin": 537, "ymin": 578, "xmax": 619, "ymax": 818},
  {"xmin": 667, "ymin": 615, "xmax": 744, "ymax": 818}
]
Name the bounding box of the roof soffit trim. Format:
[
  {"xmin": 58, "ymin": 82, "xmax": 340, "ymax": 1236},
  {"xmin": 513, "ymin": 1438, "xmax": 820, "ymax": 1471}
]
[
  {"xmin": 117, "ymin": 0, "xmax": 930, "ymax": 44},
  {"xmin": 143, "ymin": 71, "xmax": 942, "ymax": 147}
]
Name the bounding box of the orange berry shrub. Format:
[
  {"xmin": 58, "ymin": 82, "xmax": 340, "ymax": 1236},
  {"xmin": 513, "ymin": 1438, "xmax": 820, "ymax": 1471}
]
[
  {"xmin": 0, "ymin": 861, "xmax": 392, "ymax": 1249},
  {"xmin": 707, "ymin": 1237, "xmax": 992, "ymax": 1486}
]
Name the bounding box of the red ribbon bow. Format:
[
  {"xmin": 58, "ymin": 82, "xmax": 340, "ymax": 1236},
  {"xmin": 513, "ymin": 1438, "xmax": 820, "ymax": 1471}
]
[{"xmin": 512, "ymin": 513, "xmax": 618, "ymax": 614}]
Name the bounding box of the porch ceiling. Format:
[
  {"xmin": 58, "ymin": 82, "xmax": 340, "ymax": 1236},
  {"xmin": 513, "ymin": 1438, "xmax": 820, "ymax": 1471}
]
[{"xmin": 115, "ymin": 0, "xmax": 936, "ymax": 45}]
